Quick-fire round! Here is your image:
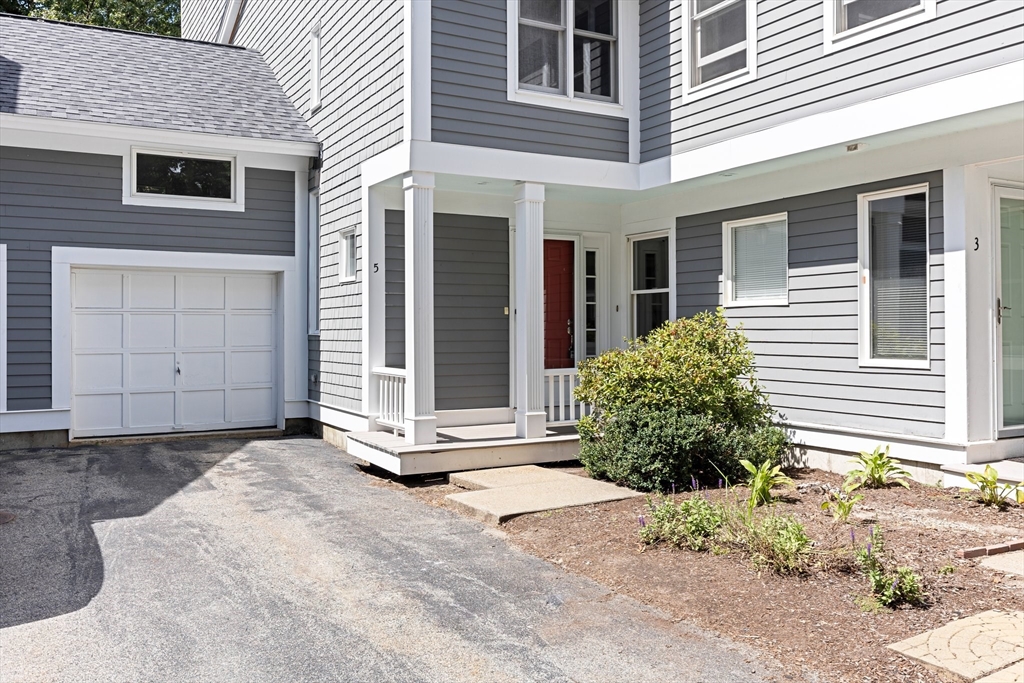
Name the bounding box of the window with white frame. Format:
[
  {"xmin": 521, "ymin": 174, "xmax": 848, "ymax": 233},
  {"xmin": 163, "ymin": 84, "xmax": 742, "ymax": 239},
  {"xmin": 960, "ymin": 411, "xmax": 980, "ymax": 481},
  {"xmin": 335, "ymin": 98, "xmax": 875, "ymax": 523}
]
[
  {"xmin": 689, "ymin": 0, "xmax": 755, "ymax": 90},
  {"xmin": 584, "ymin": 249, "xmax": 598, "ymax": 358},
  {"xmin": 133, "ymin": 150, "xmax": 234, "ymax": 200},
  {"xmin": 723, "ymin": 213, "xmax": 788, "ymax": 306},
  {"xmin": 515, "ymin": 0, "xmax": 617, "ymax": 102},
  {"xmin": 340, "ymin": 229, "xmax": 357, "ymax": 282},
  {"xmin": 309, "ymin": 22, "xmax": 322, "ymax": 112},
  {"xmin": 308, "ymin": 192, "xmax": 320, "ymax": 334},
  {"xmin": 858, "ymin": 185, "xmax": 929, "ymax": 367},
  {"xmin": 631, "ymin": 235, "xmax": 670, "ymax": 338},
  {"xmin": 824, "ymin": 0, "xmax": 935, "ymax": 52}
]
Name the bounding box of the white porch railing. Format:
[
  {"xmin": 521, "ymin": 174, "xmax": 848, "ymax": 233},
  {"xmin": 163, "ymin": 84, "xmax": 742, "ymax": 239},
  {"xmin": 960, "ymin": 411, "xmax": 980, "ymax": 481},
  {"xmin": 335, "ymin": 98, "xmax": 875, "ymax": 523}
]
[
  {"xmin": 373, "ymin": 367, "xmax": 406, "ymax": 431},
  {"xmin": 544, "ymin": 368, "xmax": 593, "ymax": 425}
]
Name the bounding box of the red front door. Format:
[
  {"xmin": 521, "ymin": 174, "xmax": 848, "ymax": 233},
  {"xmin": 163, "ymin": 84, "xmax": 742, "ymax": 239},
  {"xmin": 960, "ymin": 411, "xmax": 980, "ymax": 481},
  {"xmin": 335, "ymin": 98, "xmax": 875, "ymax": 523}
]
[{"xmin": 544, "ymin": 240, "xmax": 575, "ymax": 369}]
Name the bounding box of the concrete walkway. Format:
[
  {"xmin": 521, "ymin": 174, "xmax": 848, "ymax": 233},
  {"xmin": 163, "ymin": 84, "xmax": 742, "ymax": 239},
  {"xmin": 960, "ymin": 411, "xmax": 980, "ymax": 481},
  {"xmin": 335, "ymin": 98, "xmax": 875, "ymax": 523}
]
[{"xmin": 0, "ymin": 437, "xmax": 783, "ymax": 683}]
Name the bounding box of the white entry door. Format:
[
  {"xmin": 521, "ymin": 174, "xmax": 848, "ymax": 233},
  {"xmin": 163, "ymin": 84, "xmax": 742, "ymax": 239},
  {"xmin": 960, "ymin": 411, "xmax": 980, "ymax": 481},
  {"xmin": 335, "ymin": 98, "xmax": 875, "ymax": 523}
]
[{"xmin": 72, "ymin": 269, "xmax": 277, "ymax": 438}]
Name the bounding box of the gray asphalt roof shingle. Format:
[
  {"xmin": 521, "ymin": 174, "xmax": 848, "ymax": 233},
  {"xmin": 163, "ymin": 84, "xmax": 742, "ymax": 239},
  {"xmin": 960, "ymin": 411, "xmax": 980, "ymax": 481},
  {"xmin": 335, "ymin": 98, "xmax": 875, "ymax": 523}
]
[{"xmin": 0, "ymin": 14, "xmax": 318, "ymax": 145}]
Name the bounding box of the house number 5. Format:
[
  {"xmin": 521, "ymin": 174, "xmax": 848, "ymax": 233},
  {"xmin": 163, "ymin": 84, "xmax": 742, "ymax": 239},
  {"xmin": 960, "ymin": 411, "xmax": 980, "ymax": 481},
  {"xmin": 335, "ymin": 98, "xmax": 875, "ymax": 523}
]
[
  {"xmin": 974, "ymin": 237, "xmax": 979, "ymax": 251},
  {"xmin": 374, "ymin": 263, "xmax": 379, "ymax": 272}
]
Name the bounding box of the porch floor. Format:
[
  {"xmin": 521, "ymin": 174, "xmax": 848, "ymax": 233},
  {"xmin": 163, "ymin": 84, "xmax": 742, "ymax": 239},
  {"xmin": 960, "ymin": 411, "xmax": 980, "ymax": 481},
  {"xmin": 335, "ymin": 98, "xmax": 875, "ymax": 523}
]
[{"xmin": 342, "ymin": 423, "xmax": 581, "ymax": 476}]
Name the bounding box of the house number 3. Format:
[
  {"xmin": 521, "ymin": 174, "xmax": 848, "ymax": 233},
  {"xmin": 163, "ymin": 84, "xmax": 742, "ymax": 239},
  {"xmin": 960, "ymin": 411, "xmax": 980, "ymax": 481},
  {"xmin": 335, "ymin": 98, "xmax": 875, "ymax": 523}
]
[{"xmin": 974, "ymin": 237, "xmax": 979, "ymax": 251}]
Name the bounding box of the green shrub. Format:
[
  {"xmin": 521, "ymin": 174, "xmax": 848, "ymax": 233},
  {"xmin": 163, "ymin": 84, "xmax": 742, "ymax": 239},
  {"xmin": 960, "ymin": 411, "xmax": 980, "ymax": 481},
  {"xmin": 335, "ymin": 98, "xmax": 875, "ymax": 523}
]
[
  {"xmin": 639, "ymin": 494, "xmax": 725, "ymax": 551},
  {"xmin": 741, "ymin": 459, "xmax": 793, "ymax": 509},
  {"xmin": 733, "ymin": 512, "xmax": 812, "ymax": 575},
  {"xmin": 845, "ymin": 445, "xmax": 910, "ymax": 490},
  {"xmin": 855, "ymin": 527, "xmax": 925, "ymax": 607}
]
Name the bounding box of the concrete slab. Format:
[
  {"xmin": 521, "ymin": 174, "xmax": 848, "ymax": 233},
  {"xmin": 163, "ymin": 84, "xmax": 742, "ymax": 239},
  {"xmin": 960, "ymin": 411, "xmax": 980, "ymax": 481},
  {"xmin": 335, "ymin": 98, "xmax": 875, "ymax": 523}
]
[
  {"xmin": 977, "ymin": 661, "xmax": 1024, "ymax": 683},
  {"xmin": 981, "ymin": 551, "xmax": 1024, "ymax": 577},
  {"xmin": 450, "ymin": 465, "xmax": 570, "ymax": 491},
  {"xmin": 887, "ymin": 610, "xmax": 1024, "ymax": 681},
  {"xmin": 446, "ymin": 476, "xmax": 641, "ymax": 525}
]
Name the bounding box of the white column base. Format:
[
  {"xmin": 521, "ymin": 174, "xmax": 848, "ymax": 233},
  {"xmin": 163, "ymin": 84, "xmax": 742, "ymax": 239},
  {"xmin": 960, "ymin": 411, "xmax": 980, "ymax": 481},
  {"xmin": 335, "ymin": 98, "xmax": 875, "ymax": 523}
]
[
  {"xmin": 515, "ymin": 410, "xmax": 547, "ymax": 439},
  {"xmin": 405, "ymin": 415, "xmax": 437, "ymax": 445}
]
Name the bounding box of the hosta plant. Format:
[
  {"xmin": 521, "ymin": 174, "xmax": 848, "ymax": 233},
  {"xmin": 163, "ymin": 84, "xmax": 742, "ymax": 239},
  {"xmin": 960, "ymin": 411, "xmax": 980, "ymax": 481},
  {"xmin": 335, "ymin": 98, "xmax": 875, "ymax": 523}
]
[
  {"xmin": 821, "ymin": 489, "xmax": 864, "ymax": 523},
  {"xmin": 845, "ymin": 445, "xmax": 910, "ymax": 490},
  {"xmin": 962, "ymin": 465, "xmax": 1024, "ymax": 507},
  {"xmin": 741, "ymin": 459, "xmax": 793, "ymax": 510}
]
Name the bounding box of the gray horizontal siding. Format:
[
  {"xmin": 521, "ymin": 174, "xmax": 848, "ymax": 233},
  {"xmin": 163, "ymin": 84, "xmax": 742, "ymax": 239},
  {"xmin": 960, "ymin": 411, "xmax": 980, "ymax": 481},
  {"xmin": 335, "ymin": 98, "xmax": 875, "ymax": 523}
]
[
  {"xmin": 230, "ymin": 0, "xmax": 405, "ymax": 411},
  {"xmin": 639, "ymin": 0, "xmax": 672, "ymax": 163},
  {"xmin": 385, "ymin": 210, "xmax": 511, "ymax": 411},
  {"xmin": 646, "ymin": 0, "xmax": 1024, "ymax": 159},
  {"xmin": 676, "ymin": 171, "xmax": 945, "ymax": 439},
  {"xmin": 431, "ymin": 0, "xmax": 630, "ymax": 162},
  {"xmin": 0, "ymin": 146, "xmax": 295, "ymax": 411}
]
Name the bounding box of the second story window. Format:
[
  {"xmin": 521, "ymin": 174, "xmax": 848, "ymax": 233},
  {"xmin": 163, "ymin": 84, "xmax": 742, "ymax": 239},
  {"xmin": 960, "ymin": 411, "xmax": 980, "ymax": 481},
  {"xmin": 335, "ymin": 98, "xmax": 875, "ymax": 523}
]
[
  {"xmin": 689, "ymin": 0, "xmax": 751, "ymax": 89},
  {"xmin": 825, "ymin": 0, "xmax": 935, "ymax": 53},
  {"xmin": 516, "ymin": 0, "xmax": 617, "ymax": 103}
]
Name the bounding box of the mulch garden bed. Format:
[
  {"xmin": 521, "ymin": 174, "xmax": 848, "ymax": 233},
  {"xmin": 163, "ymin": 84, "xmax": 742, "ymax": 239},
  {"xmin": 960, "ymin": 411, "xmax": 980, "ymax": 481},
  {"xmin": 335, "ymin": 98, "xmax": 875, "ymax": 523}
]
[{"xmin": 368, "ymin": 464, "xmax": 1024, "ymax": 683}]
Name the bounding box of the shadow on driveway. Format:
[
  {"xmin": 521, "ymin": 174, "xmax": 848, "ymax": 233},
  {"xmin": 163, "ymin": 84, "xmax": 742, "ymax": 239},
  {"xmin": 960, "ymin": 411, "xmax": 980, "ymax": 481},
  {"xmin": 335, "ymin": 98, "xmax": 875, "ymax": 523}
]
[{"xmin": 0, "ymin": 440, "xmax": 238, "ymax": 629}]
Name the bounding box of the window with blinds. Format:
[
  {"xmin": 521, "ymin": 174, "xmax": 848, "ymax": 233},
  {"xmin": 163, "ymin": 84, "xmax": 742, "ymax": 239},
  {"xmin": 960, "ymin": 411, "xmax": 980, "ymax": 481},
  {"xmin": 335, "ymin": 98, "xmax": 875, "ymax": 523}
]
[
  {"xmin": 724, "ymin": 213, "xmax": 788, "ymax": 306},
  {"xmin": 858, "ymin": 185, "xmax": 929, "ymax": 367}
]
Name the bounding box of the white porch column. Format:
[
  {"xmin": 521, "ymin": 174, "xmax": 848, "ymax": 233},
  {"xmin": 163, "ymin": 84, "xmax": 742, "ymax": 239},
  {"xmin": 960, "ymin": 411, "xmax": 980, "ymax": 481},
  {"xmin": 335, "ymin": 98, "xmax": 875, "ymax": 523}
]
[
  {"xmin": 403, "ymin": 171, "xmax": 437, "ymax": 445},
  {"xmin": 514, "ymin": 182, "xmax": 546, "ymax": 439}
]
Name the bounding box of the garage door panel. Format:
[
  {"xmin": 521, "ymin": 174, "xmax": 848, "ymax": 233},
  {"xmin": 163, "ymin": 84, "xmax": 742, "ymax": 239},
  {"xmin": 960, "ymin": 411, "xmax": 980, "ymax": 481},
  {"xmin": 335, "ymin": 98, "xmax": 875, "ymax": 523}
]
[
  {"xmin": 232, "ymin": 387, "xmax": 274, "ymax": 421},
  {"xmin": 181, "ymin": 352, "xmax": 225, "ymax": 386},
  {"xmin": 182, "ymin": 390, "xmax": 225, "ymax": 425},
  {"xmin": 231, "ymin": 350, "xmax": 273, "ymax": 384},
  {"xmin": 129, "ymin": 353, "xmax": 175, "ymax": 388},
  {"xmin": 182, "ymin": 275, "xmax": 225, "ymax": 310},
  {"xmin": 182, "ymin": 314, "xmax": 226, "ymax": 348},
  {"xmin": 74, "ymin": 271, "xmax": 123, "ymax": 308},
  {"xmin": 75, "ymin": 354, "xmax": 123, "ymax": 392},
  {"xmin": 227, "ymin": 275, "xmax": 274, "ymax": 310},
  {"xmin": 129, "ymin": 314, "xmax": 175, "ymax": 348},
  {"xmin": 75, "ymin": 394, "xmax": 123, "ymax": 431},
  {"xmin": 76, "ymin": 314, "xmax": 123, "ymax": 349},
  {"xmin": 230, "ymin": 314, "xmax": 274, "ymax": 347},
  {"xmin": 129, "ymin": 273, "xmax": 176, "ymax": 309},
  {"xmin": 128, "ymin": 392, "xmax": 175, "ymax": 428}
]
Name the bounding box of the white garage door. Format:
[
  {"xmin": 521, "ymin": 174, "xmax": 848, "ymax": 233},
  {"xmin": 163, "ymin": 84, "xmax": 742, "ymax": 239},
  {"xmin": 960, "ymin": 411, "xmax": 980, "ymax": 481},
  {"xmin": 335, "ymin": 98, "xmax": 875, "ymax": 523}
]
[{"xmin": 72, "ymin": 269, "xmax": 278, "ymax": 438}]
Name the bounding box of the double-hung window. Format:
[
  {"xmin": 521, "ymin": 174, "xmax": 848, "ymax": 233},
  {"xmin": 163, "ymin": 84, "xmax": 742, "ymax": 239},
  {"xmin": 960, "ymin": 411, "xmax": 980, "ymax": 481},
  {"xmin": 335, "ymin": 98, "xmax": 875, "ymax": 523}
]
[
  {"xmin": 688, "ymin": 0, "xmax": 755, "ymax": 92},
  {"xmin": 825, "ymin": 0, "xmax": 936, "ymax": 52},
  {"xmin": 631, "ymin": 235, "xmax": 670, "ymax": 338},
  {"xmin": 723, "ymin": 213, "xmax": 788, "ymax": 307},
  {"xmin": 513, "ymin": 0, "xmax": 618, "ymax": 107},
  {"xmin": 340, "ymin": 229, "xmax": 357, "ymax": 282},
  {"xmin": 858, "ymin": 185, "xmax": 930, "ymax": 368}
]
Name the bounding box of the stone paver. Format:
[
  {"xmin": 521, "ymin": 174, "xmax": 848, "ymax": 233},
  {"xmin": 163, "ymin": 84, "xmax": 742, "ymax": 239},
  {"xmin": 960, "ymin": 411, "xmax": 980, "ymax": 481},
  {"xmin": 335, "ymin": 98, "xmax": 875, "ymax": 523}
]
[
  {"xmin": 450, "ymin": 465, "xmax": 569, "ymax": 491},
  {"xmin": 976, "ymin": 660, "xmax": 1024, "ymax": 683},
  {"xmin": 981, "ymin": 551, "xmax": 1024, "ymax": 577},
  {"xmin": 446, "ymin": 473, "xmax": 641, "ymax": 525},
  {"xmin": 888, "ymin": 610, "xmax": 1024, "ymax": 681}
]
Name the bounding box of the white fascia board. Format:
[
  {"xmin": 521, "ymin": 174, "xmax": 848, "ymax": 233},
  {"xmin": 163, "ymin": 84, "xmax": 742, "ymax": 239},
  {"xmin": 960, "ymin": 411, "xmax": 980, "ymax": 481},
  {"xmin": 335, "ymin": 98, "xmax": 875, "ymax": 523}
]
[
  {"xmin": 0, "ymin": 409, "xmax": 71, "ymax": 433},
  {"xmin": 787, "ymin": 423, "xmax": 968, "ymax": 467},
  {"xmin": 0, "ymin": 113, "xmax": 319, "ymax": 159},
  {"xmin": 216, "ymin": 0, "xmax": 243, "ymax": 43}
]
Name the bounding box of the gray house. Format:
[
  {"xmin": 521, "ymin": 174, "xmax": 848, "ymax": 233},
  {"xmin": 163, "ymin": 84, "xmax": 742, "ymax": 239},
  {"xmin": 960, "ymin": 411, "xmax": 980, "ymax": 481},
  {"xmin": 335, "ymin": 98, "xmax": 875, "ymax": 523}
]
[
  {"xmin": 177, "ymin": 0, "xmax": 1023, "ymax": 481},
  {"xmin": 0, "ymin": 15, "xmax": 318, "ymax": 442}
]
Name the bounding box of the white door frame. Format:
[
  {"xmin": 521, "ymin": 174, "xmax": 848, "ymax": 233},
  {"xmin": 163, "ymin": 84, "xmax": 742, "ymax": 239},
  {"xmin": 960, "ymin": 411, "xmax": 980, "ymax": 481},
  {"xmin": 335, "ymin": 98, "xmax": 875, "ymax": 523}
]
[
  {"xmin": 52, "ymin": 247, "xmax": 296, "ymax": 437},
  {"xmin": 993, "ymin": 182, "xmax": 1024, "ymax": 438}
]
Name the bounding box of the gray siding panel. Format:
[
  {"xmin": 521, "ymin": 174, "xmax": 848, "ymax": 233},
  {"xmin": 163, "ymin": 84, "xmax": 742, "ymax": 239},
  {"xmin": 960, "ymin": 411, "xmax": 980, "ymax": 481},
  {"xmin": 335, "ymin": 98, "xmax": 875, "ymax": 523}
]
[
  {"xmin": 639, "ymin": 0, "xmax": 672, "ymax": 163},
  {"xmin": 230, "ymin": 0, "xmax": 405, "ymax": 412},
  {"xmin": 648, "ymin": 0, "xmax": 1024, "ymax": 159},
  {"xmin": 676, "ymin": 171, "xmax": 945, "ymax": 438},
  {"xmin": 431, "ymin": 0, "xmax": 630, "ymax": 162},
  {"xmin": 384, "ymin": 210, "xmax": 511, "ymax": 411},
  {"xmin": 0, "ymin": 146, "xmax": 295, "ymax": 411}
]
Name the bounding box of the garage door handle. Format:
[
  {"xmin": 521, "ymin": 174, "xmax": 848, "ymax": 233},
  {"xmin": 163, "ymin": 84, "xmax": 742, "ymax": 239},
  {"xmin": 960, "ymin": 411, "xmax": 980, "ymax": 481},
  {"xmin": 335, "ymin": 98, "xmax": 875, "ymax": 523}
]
[{"xmin": 176, "ymin": 364, "xmax": 181, "ymax": 375}]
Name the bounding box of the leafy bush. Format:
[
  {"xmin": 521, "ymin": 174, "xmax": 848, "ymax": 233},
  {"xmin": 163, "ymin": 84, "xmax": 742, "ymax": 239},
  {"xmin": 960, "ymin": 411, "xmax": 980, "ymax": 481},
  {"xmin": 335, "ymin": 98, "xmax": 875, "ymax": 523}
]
[
  {"xmin": 734, "ymin": 512, "xmax": 813, "ymax": 575},
  {"xmin": 578, "ymin": 404, "xmax": 786, "ymax": 492},
  {"xmin": 741, "ymin": 459, "xmax": 793, "ymax": 509},
  {"xmin": 845, "ymin": 445, "xmax": 910, "ymax": 490},
  {"xmin": 576, "ymin": 310, "xmax": 788, "ymax": 491},
  {"xmin": 639, "ymin": 494, "xmax": 725, "ymax": 551},
  {"xmin": 855, "ymin": 527, "xmax": 925, "ymax": 608},
  {"xmin": 962, "ymin": 465, "xmax": 1024, "ymax": 507}
]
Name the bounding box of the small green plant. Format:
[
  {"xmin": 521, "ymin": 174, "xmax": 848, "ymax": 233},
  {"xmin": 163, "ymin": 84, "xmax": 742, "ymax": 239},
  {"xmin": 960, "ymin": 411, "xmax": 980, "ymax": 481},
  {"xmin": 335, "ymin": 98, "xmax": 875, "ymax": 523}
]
[
  {"xmin": 737, "ymin": 512, "xmax": 812, "ymax": 574},
  {"xmin": 639, "ymin": 494, "xmax": 726, "ymax": 551},
  {"xmin": 845, "ymin": 445, "xmax": 910, "ymax": 490},
  {"xmin": 821, "ymin": 489, "xmax": 864, "ymax": 523},
  {"xmin": 961, "ymin": 465, "xmax": 1024, "ymax": 507},
  {"xmin": 741, "ymin": 459, "xmax": 793, "ymax": 509},
  {"xmin": 854, "ymin": 527, "xmax": 925, "ymax": 607},
  {"xmin": 937, "ymin": 564, "xmax": 956, "ymax": 576}
]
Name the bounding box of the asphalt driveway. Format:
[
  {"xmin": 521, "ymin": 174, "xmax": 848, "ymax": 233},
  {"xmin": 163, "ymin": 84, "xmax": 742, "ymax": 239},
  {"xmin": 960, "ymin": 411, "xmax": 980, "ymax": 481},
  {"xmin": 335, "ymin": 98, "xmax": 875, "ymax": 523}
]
[{"xmin": 0, "ymin": 436, "xmax": 785, "ymax": 682}]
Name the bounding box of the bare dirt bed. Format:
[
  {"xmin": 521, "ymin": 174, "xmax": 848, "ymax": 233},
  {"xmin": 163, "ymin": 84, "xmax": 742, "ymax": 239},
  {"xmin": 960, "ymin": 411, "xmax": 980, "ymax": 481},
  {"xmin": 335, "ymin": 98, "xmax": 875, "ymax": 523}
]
[{"xmin": 368, "ymin": 465, "xmax": 1024, "ymax": 683}]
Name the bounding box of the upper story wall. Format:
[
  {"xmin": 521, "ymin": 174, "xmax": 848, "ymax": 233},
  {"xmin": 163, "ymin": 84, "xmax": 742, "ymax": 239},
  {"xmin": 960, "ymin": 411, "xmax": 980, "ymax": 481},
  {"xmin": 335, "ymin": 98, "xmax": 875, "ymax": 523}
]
[
  {"xmin": 180, "ymin": 0, "xmax": 224, "ymax": 41},
  {"xmin": 432, "ymin": 0, "xmax": 631, "ymax": 162},
  {"xmin": 641, "ymin": 0, "xmax": 1024, "ymax": 162}
]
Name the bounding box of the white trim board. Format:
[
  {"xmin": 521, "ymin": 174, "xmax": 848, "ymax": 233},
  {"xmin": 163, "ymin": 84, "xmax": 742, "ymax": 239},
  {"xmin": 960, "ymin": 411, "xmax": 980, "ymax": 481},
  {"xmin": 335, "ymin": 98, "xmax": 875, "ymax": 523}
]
[
  {"xmin": 0, "ymin": 408, "xmax": 71, "ymax": 433},
  {"xmin": 0, "ymin": 244, "xmax": 7, "ymax": 413}
]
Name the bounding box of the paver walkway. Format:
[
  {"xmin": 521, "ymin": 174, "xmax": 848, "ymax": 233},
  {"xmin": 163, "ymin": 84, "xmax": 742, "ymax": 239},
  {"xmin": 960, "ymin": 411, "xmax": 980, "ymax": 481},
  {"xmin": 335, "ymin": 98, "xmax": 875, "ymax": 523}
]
[
  {"xmin": 446, "ymin": 465, "xmax": 641, "ymax": 524},
  {"xmin": 888, "ymin": 610, "xmax": 1024, "ymax": 681}
]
